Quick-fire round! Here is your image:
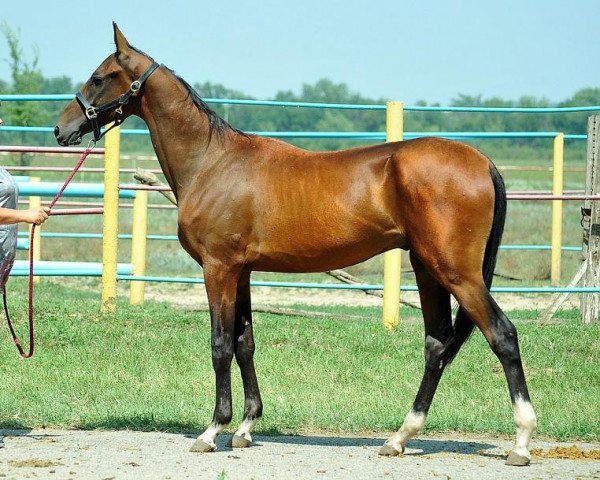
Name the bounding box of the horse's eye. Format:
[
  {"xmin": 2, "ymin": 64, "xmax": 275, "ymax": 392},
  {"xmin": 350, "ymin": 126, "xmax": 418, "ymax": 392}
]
[{"xmin": 92, "ymin": 76, "xmax": 103, "ymax": 87}]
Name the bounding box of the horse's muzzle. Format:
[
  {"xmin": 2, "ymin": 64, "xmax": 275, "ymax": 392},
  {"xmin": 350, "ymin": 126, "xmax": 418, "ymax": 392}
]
[{"xmin": 54, "ymin": 125, "xmax": 82, "ymax": 146}]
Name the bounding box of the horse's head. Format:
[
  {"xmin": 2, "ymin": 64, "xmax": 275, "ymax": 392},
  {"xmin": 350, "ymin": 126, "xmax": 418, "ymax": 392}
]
[{"xmin": 55, "ymin": 23, "xmax": 158, "ymax": 146}]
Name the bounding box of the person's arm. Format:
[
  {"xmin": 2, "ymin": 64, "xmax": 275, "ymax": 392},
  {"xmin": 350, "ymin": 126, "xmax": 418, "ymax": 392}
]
[{"xmin": 0, "ymin": 206, "xmax": 51, "ymax": 225}]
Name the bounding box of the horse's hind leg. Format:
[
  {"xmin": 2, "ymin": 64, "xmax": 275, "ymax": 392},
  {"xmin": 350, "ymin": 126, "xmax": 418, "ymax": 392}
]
[
  {"xmin": 415, "ymin": 247, "xmax": 536, "ymax": 465},
  {"xmin": 381, "ymin": 249, "xmax": 536, "ymax": 465},
  {"xmin": 449, "ymin": 281, "xmax": 537, "ymax": 466},
  {"xmin": 380, "ymin": 252, "xmax": 456, "ymax": 456},
  {"xmin": 231, "ymin": 271, "xmax": 263, "ymax": 448}
]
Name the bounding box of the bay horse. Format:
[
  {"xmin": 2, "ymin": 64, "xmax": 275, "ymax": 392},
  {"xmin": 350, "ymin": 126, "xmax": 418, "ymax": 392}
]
[{"xmin": 55, "ymin": 23, "xmax": 536, "ymax": 466}]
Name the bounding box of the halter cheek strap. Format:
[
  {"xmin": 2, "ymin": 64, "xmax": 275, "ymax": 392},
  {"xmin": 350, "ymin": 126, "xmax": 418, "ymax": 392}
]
[
  {"xmin": 76, "ymin": 62, "xmax": 160, "ymax": 142},
  {"xmin": 75, "ymin": 91, "xmax": 102, "ymax": 142}
]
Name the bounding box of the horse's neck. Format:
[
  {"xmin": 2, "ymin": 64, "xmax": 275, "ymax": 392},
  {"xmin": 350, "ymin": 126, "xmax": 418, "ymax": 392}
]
[{"xmin": 137, "ymin": 75, "xmax": 227, "ymax": 199}]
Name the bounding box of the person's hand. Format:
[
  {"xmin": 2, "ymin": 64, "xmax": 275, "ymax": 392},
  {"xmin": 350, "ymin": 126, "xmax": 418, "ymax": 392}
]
[{"xmin": 22, "ymin": 207, "xmax": 51, "ymax": 225}]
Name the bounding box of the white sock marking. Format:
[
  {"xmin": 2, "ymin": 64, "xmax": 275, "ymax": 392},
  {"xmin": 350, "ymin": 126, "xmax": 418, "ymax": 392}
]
[
  {"xmin": 513, "ymin": 397, "xmax": 537, "ymax": 458},
  {"xmin": 386, "ymin": 410, "xmax": 426, "ymax": 452},
  {"xmin": 234, "ymin": 418, "xmax": 257, "ymax": 442},
  {"xmin": 198, "ymin": 423, "xmax": 224, "ymax": 449}
]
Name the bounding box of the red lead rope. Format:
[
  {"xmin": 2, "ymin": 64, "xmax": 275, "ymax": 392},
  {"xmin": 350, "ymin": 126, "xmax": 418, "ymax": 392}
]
[{"xmin": 5, "ymin": 144, "xmax": 96, "ymax": 358}]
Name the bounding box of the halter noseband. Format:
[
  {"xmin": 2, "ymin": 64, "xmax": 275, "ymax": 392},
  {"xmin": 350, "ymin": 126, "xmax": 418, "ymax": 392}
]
[{"xmin": 76, "ymin": 62, "xmax": 160, "ymax": 141}]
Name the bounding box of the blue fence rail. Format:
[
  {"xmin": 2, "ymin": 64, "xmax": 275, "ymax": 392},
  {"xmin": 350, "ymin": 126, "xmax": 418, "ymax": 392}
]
[
  {"xmin": 11, "ymin": 260, "xmax": 132, "ymax": 277},
  {"xmin": 2, "ymin": 94, "xmax": 600, "ymax": 113},
  {"xmin": 16, "ymin": 181, "xmax": 136, "ymax": 199},
  {"xmin": 0, "ymin": 125, "xmax": 588, "ymax": 141},
  {"xmin": 115, "ymin": 275, "xmax": 600, "ymax": 294},
  {"xmin": 0, "ymin": 95, "xmax": 593, "ymax": 140}
]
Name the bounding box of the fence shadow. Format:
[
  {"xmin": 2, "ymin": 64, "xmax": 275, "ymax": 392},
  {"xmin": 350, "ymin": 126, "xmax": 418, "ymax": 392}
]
[{"xmin": 0, "ymin": 428, "xmax": 34, "ymax": 448}]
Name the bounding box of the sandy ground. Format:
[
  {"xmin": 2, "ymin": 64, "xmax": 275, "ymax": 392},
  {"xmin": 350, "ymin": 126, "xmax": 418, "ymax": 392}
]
[
  {"xmin": 63, "ymin": 266, "xmax": 583, "ymax": 315},
  {"xmin": 140, "ymin": 280, "xmax": 581, "ymax": 315},
  {"xmin": 0, "ymin": 430, "xmax": 599, "ymax": 480}
]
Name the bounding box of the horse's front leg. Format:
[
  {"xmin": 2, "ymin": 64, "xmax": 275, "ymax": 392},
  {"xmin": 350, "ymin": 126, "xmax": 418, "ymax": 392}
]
[
  {"xmin": 231, "ymin": 271, "xmax": 263, "ymax": 448},
  {"xmin": 190, "ymin": 262, "xmax": 240, "ymax": 453}
]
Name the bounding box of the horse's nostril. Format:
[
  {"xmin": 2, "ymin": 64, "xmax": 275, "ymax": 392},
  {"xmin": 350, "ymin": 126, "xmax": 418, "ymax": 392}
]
[{"xmin": 54, "ymin": 125, "xmax": 60, "ymax": 137}]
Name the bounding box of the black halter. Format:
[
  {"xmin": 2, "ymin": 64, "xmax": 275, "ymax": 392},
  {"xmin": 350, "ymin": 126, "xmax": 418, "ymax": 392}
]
[{"xmin": 76, "ymin": 62, "xmax": 160, "ymax": 141}]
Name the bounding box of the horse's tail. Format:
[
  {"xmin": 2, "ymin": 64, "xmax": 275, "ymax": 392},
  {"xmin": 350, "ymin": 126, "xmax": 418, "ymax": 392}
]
[{"xmin": 446, "ymin": 163, "xmax": 507, "ymax": 365}]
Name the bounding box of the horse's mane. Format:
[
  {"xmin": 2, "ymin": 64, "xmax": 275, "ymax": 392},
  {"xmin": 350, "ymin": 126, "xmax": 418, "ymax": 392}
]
[{"xmin": 128, "ymin": 45, "xmax": 246, "ymax": 141}]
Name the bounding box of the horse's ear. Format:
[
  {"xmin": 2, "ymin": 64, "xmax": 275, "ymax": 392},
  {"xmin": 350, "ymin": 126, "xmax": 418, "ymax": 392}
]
[{"xmin": 113, "ymin": 22, "xmax": 130, "ymax": 60}]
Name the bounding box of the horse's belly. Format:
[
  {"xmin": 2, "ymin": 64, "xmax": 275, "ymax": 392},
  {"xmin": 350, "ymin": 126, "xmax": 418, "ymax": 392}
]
[{"xmin": 250, "ymin": 228, "xmax": 403, "ymax": 273}]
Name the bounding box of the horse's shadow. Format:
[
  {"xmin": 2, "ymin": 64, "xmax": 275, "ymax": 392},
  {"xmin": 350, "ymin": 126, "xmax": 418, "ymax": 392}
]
[
  {"xmin": 75, "ymin": 419, "xmax": 502, "ymax": 458},
  {"xmin": 2, "ymin": 420, "xmax": 502, "ymax": 459},
  {"xmin": 180, "ymin": 432, "xmax": 501, "ymax": 458},
  {"xmin": 254, "ymin": 435, "xmax": 499, "ymax": 457}
]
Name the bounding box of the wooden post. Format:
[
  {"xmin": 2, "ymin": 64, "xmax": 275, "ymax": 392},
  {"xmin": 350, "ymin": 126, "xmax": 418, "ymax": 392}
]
[
  {"xmin": 382, "ymin": 101, "xmax": 403, "ymax": 330},
  {"xmin": 102, "ymin": 126, "xmax": 120, "ymax": 313},
  {"xmin": 130, "ymin": 189, "xmax": 148, "ymax": 305},
  {"xmin": 581, "ymin": 116, "xmax": 600, "ymax": 323},
  {"xmin": 551, "ymin": 133, "xmax": 564, "ymax": 285}
]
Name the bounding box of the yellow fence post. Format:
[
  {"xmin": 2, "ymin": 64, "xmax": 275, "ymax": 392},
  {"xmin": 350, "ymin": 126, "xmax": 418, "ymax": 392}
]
[
  {"xmin": 382, "ymin": 101, "xmax": 403, "ymax": 330},
  {"xmin": 102, "ymin": 126, "xmax": 120, "ymax": 313},
  {"xmin": 130, "ymin": 189, "xmax": 148, "ymax": 305},
  {"xmin": 551, "ymin": 133, "xmax": 564, "ymax": 286},
  {"xmin": 28, "ymin": 177, "xmax": 41, "ymax": 283}
]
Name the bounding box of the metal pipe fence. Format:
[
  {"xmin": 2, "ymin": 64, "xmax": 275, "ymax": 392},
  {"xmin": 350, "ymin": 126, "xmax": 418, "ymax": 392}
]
[
  {"xmin": 2, "ymin": 96, "xmax": 599, "ymax": 307},
  {"xmin": 2, "ymin": 93, "xmax": 600, "ymax": 113},
  {"xmin": 0, "ymin": 125, "xmax": 590, "ymax": 141}
]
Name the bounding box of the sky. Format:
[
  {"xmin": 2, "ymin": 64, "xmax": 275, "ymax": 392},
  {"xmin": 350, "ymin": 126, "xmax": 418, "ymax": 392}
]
[{"xmin": 1, "ymin": 0, "xmax": 599, "ymax": 105}]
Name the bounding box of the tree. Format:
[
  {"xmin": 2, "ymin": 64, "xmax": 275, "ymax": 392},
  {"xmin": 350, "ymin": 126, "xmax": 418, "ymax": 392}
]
[
  {"xmin": 555, "ymin": 87, "xmax": 600, "ymax": 134},
  {"xmin": 1, "ymin": 21, "xmax": 46, "ymax": 160}
]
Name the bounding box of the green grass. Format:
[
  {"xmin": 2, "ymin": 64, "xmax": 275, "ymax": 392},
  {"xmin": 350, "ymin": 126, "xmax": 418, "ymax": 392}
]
[{"xmin": 0, "ymin": 280, "xmax": 597, "ymax": 441}]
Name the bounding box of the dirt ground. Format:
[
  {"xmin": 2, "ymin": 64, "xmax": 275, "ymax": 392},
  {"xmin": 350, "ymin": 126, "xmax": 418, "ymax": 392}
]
[
  {"xmin": 141, "ymin": 280, "xmax": 581, "ymax": 314},
  {"xmin": 1, "ymin": 429, "xmax": 599, "ymax": 480}
]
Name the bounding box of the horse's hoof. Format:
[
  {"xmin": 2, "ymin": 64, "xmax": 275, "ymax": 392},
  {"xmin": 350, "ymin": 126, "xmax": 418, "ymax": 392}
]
[
  {"xmin": 231, "ymin": 434, "xmax": 252, "ymax": 448},
  {"xmin": 189, "ymin": 438, "xmax": 216, "ymax": 453},
  {"xmin": 378, "ymin": 443, "xmax": 403, "ymax": 456},
  {"xmin": 505, "ymin": 451, "xmax": 531, "ymax": 466}
]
